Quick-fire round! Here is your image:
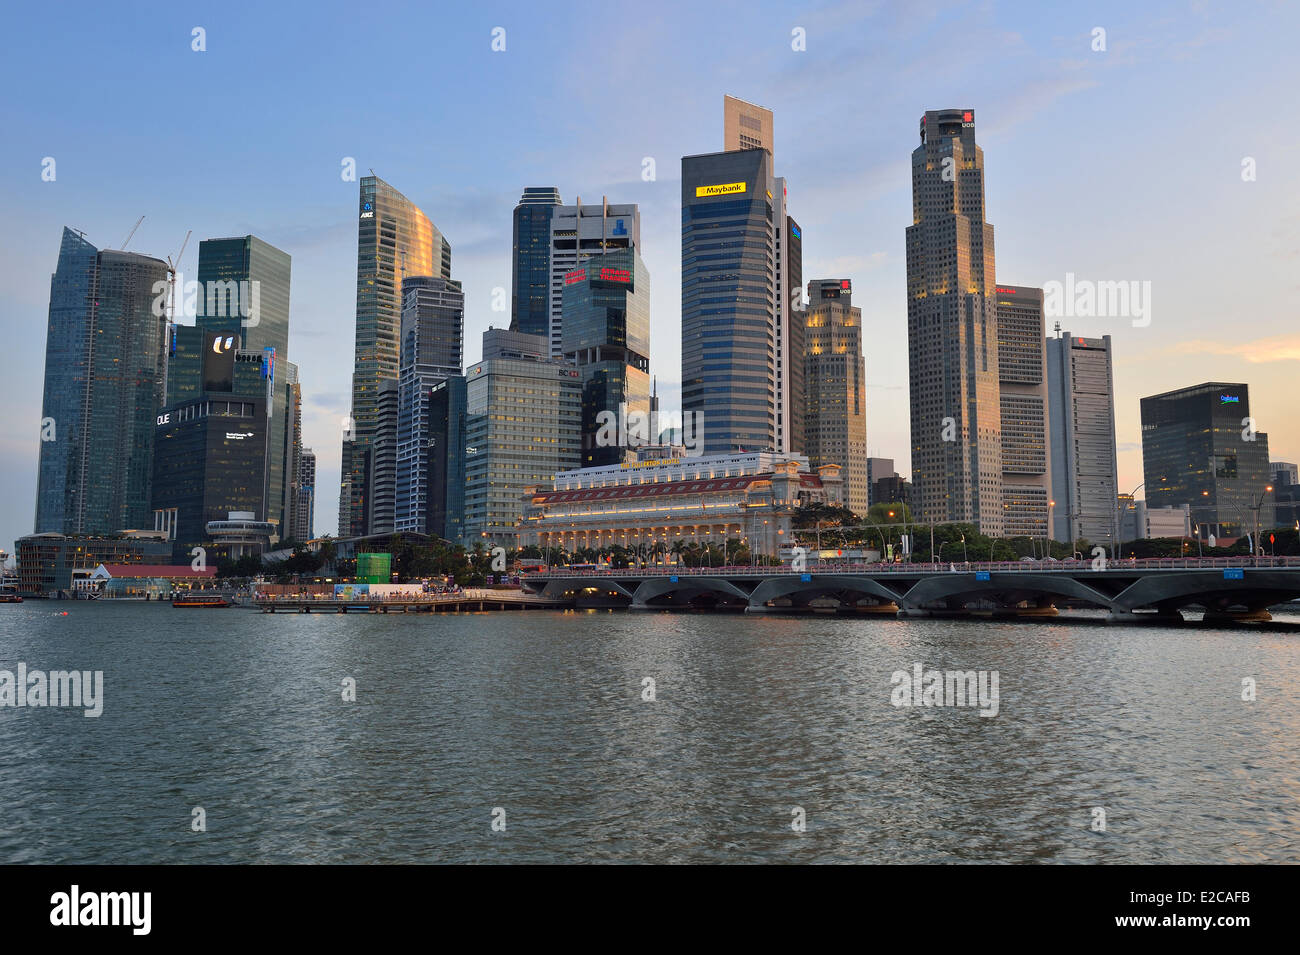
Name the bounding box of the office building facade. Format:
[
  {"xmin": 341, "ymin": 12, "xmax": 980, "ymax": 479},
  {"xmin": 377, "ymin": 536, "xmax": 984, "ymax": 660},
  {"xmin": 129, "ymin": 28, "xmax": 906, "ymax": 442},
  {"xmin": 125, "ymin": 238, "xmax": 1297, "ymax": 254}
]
[
  {"xmin": 428, "ymin": 376, "xmax": 467, "ymax": 542},
  {"xmin": 546, "ymin": 198, "xmax": 638, "ymax": 358},
  {"xmin": 1141, "ymin": 382, "xmax": 1274, "ymax": 539},
  {"xmin": 340, "ymin": 176, "xmax": 450, "ymax": 537},
  {"xmin": 295, "ymin": 448, "xmax": 316, "ymax": 541},
  {"xmin": 996, "ymin": 285, "xmax": 1051, "ymax": 538},
  {"xmin": 35, "ymin": 228, "xmax": 170, "ymax": 536},
  {"xmin": 866, "ymin": 458, "xmax": 896, "ymax": 509},
  {"xmin": 1046, "ymin": 331, "xmax": 1119, "ymax": 545},
  {"xmin": 803, "ymin": 279, "xmax": 867, "ymax": 515},
  {"xmin": 395, "ymin": 275, "xmax": 464, "ymax": 533},
  {"xmin": 463, "ymin": 330, "xmax": 582, "ymax": 544},
  {"xmin": 906, "ymin": 108, "xmax": 1003, "ymax": 535},
  {"xmin": 561, "ymin": 247, "xmax": 651, "ymax": 468},
  {"xmin": 511, "ymin": 186, "xmax": 561, "ymax": 338},
  {"xmin": 682, "ymin": 146, "xmax": 777, "ymax": 455}
]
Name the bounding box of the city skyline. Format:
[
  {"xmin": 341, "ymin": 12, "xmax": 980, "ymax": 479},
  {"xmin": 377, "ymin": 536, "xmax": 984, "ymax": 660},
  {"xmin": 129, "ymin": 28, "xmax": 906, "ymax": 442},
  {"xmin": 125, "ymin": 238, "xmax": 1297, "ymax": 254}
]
[{"xmin": 3, "ymin": 2, "xmax": 1299, "ymax": 553}]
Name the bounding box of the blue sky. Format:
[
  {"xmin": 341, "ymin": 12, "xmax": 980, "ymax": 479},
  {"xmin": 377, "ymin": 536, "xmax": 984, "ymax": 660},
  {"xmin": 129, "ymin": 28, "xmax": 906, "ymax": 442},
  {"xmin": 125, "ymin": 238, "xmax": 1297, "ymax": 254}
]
[{"xmin": 2, "ymin": 0, "xmax": 1298, "ymax": 550}]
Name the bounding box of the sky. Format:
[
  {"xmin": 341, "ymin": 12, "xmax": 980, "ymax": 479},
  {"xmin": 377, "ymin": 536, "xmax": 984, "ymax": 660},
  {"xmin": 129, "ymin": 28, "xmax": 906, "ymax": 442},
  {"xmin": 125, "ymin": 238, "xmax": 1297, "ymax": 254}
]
[{"xmin": 1, "ymin": 0, "xmax": 1298, "ymax": 553}]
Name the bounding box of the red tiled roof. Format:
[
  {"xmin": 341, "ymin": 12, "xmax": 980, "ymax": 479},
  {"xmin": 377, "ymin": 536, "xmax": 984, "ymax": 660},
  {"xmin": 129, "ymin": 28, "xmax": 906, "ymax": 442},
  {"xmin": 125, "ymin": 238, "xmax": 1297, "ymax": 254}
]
[
  {"xmin": 533, "ymin": 471, "xmax": 823, "ymax": 505},
  {"xmin": 99, "ymin": 564, "xmax": 217, "ymax": 579}
]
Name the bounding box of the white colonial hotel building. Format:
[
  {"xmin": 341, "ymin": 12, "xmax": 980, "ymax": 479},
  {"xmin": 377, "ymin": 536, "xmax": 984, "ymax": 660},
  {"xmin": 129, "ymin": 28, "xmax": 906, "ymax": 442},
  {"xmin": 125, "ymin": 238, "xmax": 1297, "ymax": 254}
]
[{"xmin": 519, "ymin": 451, "xmax": 843, "ymax": 557}]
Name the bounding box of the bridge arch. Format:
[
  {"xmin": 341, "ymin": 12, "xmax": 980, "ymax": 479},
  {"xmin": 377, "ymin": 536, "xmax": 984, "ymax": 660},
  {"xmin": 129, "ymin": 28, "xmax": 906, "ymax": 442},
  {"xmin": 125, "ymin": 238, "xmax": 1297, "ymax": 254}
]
[
  {"xmin": 900, "ymin": 573, "xmax": 1115, "ymax": 613},
  {"xmin": 746, "ymin": 575, "xmax": 902, "ymax": 612},
  {"xmin": 630, "ymin": 576, "xmax": 752, "ymax": 610}
]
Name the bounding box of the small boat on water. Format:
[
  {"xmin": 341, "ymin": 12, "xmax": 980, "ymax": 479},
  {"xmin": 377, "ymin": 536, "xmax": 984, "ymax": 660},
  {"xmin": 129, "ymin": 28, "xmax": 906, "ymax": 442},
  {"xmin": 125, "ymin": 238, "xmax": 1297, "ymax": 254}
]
[
  {"xmin": 0, "ymin": 590, "xmax": 22, "ymax": 604},
  {"xmin": 171, "ymin": 594, "xmax": 230, "ymax": 608}
]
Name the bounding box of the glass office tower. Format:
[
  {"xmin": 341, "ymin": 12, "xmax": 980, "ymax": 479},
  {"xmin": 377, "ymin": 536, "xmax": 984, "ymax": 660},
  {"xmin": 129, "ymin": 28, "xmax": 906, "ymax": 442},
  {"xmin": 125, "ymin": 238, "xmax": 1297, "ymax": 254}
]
[
  {"xmin": 396, "ymin": 275, "xmax": 464, "ymax": 533},
  {"xmin": 340, "ymin": 175, "xmax": 449, "ymax": 537},
  {"xmin": 196, "ymin": 235, "xmax": 291, "ymax": 361},
  {"xmin": 429, "ymin": 376, "xmax": 467, "ymax": 541},
  {"xmin": 560, "ymin": 247, "xmax": 650, "ymax": 467},
  {"xmin": 511, "ymin": 186, "xmax": 561, "ymax": 338},
  {"xmin": 34, "ymin": 228, "xmax": 170, "ymax": 535},
  {"xmin": 1141, "ymin": 382, "xmax": 1274, "ymax": 539},
  {"xmin": 681, "ymin": 147, "xmax": 777, "ymax": 455}
]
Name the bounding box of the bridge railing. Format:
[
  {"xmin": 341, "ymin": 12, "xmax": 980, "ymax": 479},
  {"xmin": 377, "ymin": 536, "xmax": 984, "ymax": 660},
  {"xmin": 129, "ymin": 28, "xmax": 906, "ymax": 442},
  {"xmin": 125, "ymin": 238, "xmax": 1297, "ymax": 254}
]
[{"xmin": 527, "ymin": 555, "xmax": 1300, "ymax": 578}]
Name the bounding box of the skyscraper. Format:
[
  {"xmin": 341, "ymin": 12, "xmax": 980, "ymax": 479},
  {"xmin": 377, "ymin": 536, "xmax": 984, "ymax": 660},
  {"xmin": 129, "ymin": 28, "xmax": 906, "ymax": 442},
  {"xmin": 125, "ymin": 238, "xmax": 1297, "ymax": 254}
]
[
  {"xmin": 35, "ymin": 228, "xmax": 170, "ymax": 536},
  {"xmin": 511, "ymin": 186, "xmax": 561, "ymax": 338},
  {"xmin": 340, "ymin": 175, "xmax": 449, "ymax": 538},
  {"xmin": 1140, "ymin": 382, "xmax": 1274, "ymax": 539},
  {"xmin": 395, "ymin": 275, "xmax": 464, "ymax": 533},
  {"xmin": 682, "ymin": 146, "xmax": 775, "ymax": 455},
  {"xmin": 560, "ymin": 247, "xmax": 650, "ymax": 467},
  {"xmin": 151, "ymin": 328, "xmax": 299, "ymax": 561},
  {"xmin": 781, "ymin": 215, "xmax": 804, "ymax": 454},
  {"xmin": 906, "ymin": 108, "xmax": 1003, "ymax": 536},
  {"xmin": 428, "ymin": 376, "xmax": 467, "ymax": 542},
  {"xmin": 295, "ymin": 448, "xmax": 316, "ymax": 542},
  {"xmin": 682, "ymin": 95, "xmax": 799, "ymax": 457},
  {"xmin": 546, "ymin": 198, "xmax": 638, "ymax": 358},
  {"xmin": 1046, "ymin": 331, "xmax": 1119, "ymax": 545},
  {"xmin": 803, "ymin": 279, "xmax": 867, "ymax": 515},
  {"xmin": 996, "ymin": 285, "xmax": 1051, "ymax": 538},
  {"xmin": 463, "ymin": 329, "xmax": 581, "ymax": 544},
  {"xmin": 724, "ymin": 94, "xmax": 773, "ymax": 152},
  {"xmin": 196, "ymin": 235, "xmax": 292, "ymax": 361}
]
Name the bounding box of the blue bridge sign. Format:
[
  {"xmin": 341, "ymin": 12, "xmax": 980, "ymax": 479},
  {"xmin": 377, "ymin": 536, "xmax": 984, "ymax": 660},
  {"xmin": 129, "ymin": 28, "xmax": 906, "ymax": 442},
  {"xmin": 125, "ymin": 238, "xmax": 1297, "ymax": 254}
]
[
  {"xmin": 1224, "ymin": 568, "xmax": 1245, "ymax": 580},
  {"xmin": 976, "ymin": 571, "xmax": 991, "ymax": 581}
]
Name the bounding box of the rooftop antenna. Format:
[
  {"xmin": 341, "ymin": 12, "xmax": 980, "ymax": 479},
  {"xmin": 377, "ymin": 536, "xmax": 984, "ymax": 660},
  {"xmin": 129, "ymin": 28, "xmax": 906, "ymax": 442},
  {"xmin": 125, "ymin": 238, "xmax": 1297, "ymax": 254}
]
[{"xmin": 1053, "ymin": 320, "xmax": 1062, "ymax": 338}]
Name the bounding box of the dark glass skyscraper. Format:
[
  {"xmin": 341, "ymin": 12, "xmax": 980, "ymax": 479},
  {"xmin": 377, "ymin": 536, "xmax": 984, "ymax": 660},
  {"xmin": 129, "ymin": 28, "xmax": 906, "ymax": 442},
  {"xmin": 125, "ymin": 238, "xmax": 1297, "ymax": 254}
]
[
  {"xmin": 35, "ymin": 228, "xmax": 169, "ymax": 535},
  {"xmin": 1141, "ymin": 382, "xmax": 1274, "ymax": 538},
  {"xmin": 340, "ymin": 176, "xmax": 449, "ymax": 537},
  {"xmin": 681, "ymin": 147, "xmax": 777, "ymax": 455},
  {"xmin": 429, "ymin": 376, "xmax": 467, "ymax": 541},
  {"xmin": 158, "ymin": 235, "xmax": 298, "ymax": 548},
  {"xmin": 195, "ymin": 235, "xmax": 291, "ymax": 361},
  {"xmin": 511, "ymin": 186, "xmax": 561, "ymax": 338},
  {"xmin": 396, "ymin": 275, "xmax": 464, "ymax": 533},
  {"xmin": 560, "ymin": 247, "xmax": 650, "ymax": 467}
]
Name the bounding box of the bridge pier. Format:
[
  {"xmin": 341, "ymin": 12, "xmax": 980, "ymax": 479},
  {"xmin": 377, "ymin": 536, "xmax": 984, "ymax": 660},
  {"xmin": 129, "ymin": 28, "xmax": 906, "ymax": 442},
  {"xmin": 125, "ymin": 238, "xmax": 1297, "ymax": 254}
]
[
  {"xmin": 1105, "ymin": 608, "xmax": 1183, "ymax": 624},
  {"xmin": 1201, "ymin": 608, "xmax": 1272, "ymax": 624}
]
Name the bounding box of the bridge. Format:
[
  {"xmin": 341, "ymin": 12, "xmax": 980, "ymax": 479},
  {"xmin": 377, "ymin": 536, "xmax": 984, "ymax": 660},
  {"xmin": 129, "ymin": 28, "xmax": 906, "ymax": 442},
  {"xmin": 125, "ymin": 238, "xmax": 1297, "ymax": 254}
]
[{"xmin": 520, "ymin": 557, "xmax": 1300, "ymax": 623}]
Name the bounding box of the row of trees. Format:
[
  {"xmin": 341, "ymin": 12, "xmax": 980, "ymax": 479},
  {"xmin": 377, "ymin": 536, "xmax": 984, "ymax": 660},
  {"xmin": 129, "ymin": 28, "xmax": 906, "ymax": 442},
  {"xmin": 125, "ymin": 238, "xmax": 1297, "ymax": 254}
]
[{"xmin": 788, "ymin": 502, "xmax": 1300, "ymax": 561}]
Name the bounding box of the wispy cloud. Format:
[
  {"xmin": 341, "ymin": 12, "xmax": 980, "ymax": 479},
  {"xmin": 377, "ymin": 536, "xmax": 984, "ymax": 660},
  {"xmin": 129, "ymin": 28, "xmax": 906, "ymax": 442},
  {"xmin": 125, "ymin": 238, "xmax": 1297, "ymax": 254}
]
[{"xmin": 1173, "ymin": 334, "xmax": 1300, "ymax": 362}]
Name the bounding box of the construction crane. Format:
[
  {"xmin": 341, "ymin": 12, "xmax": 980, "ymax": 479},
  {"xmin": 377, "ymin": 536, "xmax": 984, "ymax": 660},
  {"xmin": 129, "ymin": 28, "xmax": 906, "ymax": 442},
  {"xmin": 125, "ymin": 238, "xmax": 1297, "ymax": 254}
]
[
  {"xmin": 120, "ymin": 216, "xmax": 144, "ymax": 250},
  {"xmin": 165, "ymin": 230, "xmax": 192, "ymax": 324},
  {"xmin": 159, "ymin": 230, "xmax": 192, "ymax": 402}
]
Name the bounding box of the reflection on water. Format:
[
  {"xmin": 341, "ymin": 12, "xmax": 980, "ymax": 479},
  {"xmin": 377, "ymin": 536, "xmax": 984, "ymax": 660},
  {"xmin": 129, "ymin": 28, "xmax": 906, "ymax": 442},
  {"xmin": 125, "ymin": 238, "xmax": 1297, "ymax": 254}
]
[{"xmin": 1, "ymin": 603, "xmax": 1296, "ymax": 863}]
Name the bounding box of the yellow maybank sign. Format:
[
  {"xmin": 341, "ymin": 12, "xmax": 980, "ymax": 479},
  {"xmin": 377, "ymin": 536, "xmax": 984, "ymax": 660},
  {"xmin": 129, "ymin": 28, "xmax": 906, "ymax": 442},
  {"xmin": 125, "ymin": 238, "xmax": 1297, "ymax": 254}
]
[{"xmin": 695, "ymin": 181, "xmax": 747, "ymax": 197}]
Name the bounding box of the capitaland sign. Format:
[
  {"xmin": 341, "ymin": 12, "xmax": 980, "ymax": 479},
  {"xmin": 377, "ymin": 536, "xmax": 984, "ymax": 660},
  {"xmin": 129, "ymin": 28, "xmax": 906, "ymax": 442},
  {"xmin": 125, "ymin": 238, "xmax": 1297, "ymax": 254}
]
[{"xmin": 695, "ymin": 181, "xmax": 747, "ymax": 197}]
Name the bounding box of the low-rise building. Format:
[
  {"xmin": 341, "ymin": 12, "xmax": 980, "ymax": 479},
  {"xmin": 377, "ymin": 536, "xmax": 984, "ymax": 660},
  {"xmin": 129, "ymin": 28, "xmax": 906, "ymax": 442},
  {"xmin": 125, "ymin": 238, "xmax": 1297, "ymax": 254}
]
[
  {"xmin": 519, "ymin": 451, "xmax": 843, "ymax": 559},
  {"xmin": 16, "ymin": 532, "xmax": 172, "ymax": 597}
]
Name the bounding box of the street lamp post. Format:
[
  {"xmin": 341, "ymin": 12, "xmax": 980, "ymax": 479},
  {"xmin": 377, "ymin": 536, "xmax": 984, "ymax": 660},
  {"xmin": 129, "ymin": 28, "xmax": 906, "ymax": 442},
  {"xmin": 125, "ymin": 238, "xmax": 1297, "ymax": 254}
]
[{"xmin": 1116, "ymin": 482, "xmax": 1145, "ymax": 562}]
